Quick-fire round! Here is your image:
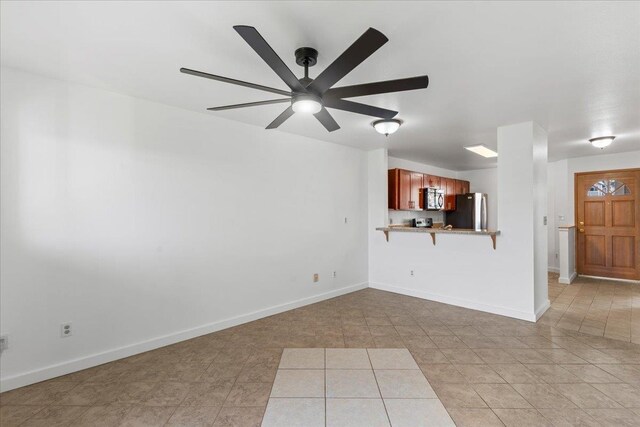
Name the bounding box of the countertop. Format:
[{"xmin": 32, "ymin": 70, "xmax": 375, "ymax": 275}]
[
  {"xmin": 376, "ymin": 226, "xmax": 500, "ymax": 249},
  {"xmin": 376, "ymin": 226, "xmax": 500, "ymax": 236}
]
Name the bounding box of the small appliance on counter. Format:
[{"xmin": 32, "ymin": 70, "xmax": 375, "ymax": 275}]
[
  {"xmin": 445, "ymin": 193, "xmax": 488, "ymax": 231},
  {"xmin": 412, "ymin": 218, "xmax": 433, "ymax": 228},
  {"xmin": 423, "ymin": 188, "xmax": 445, "ymax": 210}
]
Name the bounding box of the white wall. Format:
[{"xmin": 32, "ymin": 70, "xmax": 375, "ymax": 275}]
[
  {"xmin": 547, "ymin": 151, "xmax": 640, "ymax": 270},
  {"xmin": 0, "ymin": 68, "xmax": 369, "ymax": 391},
  {"xmin": 457, "ymin": 168, "xmax": 498, "ymax": 230}
]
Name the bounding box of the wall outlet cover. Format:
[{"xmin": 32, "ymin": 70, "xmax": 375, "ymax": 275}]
[
  {"xmin": 61, "ymin": 323, "xmax": 72, "ymax": 338},
  {"xmin": 0, "ymin": 335, "xmax": 8, "ymax": 352},
  {"xmin": 313, "ymin": 273, "xmax": 319, "ymax": 283}
]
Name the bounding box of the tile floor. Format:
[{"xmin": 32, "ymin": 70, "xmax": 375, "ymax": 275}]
[
  {"xmin": 262, "ymin": 348, "xmax": 453, "ymax": 427},
  {"xmin": 542, "ymin": 273, "xmax": 640, "ymax": 344},
  {"xmin": 2, "ymin": 279, "xmax": 640, "ymax": 426}
]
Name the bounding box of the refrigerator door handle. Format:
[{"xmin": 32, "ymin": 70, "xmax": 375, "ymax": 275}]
[{"xmin": 481, "ymin": 194, "xmax": 487, "ymax": 230}]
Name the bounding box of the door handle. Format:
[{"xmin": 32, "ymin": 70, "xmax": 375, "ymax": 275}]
[
  {"xmin": 579, "ymin": 221, "xmax": 584, "ymax": 225},
  {"xmin": 579, "ymin": 229, "xmax": 585, "ymax": 233}
]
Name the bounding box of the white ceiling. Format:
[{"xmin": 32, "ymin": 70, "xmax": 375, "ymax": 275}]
[{"xmin": 2, "ymin": 1, "xmax": 639, "ymax": 170}]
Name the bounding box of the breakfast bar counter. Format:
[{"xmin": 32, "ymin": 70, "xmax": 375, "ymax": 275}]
[{"xmin": 376, "ymin": 227, "xmax": 501, "ymax": 249}]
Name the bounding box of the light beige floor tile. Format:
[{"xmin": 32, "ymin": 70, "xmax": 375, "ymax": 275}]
[
  {"xmin": 560, "ymin": 364, "xmax": 624, "ymax": 383},
  {"xmin": 165, "ymin": 406, "xmax": 220, "ymax": 427},
  {"xmin": 537, "ymin": 408, "xmax": 601, "ymax": 427},
  {"xmin": 473, "ymin": 384, "xmax": 531, "ymax": 409},
  {"xmin": 261, "ymin": 398, "xmax": 324, "ymax": 427},
  {"xmin": 552, "ymin": 383, "xmax": 622, "ymax": 409},
  {"xmin": 118, "ymin": 406, "xmax": 177, "ymax": 427},
  {"xmin": 270, "ymin": 370, "xmax": 324, "ymax": 398},
  {"xmin": 367, "ymin": 349, "xmax": 419, "ymax": 369},
  {"xmin": 375, "ymin": 370, "xmax": 436, "ymax": 398},
  {"xmin": 326, "ymin": 348, "xmax": 371, "ymax": 369},
  {"xmin": 326, "ymin": 369, "xmax": 380, "ymax": 398},
  {"xmin": 510, "ymin": 383, "xmax": 577, "ymax": 409},
  {"xmin": 584, "ymin": 408, "xmax": 640, "ymax": 426},
  {"xmin": 384, "ymin": 398, "xmax": 454, "ymax": 427},
  {"xmin": 493, "ymin": 408, "xmax": 553, "ymax": 427},
  {"xmin": 447, "ymin": 408, "xmax": 504, "ymax": 427},
  {"xmin": 455, "ymin": 364, "xmax": 506, "ymax": 383},
  {"xmin": 326, "ymin": 398, "xmax": 390, "ymax": 427},
  {"xmin": 592, "ymin": 383, "xmax": 640, "ymax": 407},
  {"xmin": 278, "ymin": 348, "xmax": 324, "ymax": 369},
  {"xmin": 70, "ymin": 405, "xmax": 132, "ymax": 427},
  {"xmin": 430, "ymin": 383, "xmax": 488, "ymax": 408}
]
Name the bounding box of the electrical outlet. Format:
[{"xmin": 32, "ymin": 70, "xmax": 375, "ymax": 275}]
[
  {"xmin": 410, "ymin": 270, "xmax": 414, "ymax": 277},
  {"xmin": 313, "ymin": 273, "xmax": 319, "ymax": 283},
  {"xmin": 0, "ymin": 335, "xmax": 8, "ymax": 352},
  {"xmin": 60, "ymin": 323, "xmax": 72, "ymax": 338},
  {"xmin": 333, "ymin": 271, "xmax": 337, "ymax": 279}
]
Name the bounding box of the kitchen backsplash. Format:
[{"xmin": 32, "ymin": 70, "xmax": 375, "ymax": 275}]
[{"xmin": 388, "ymin": 209, "xmax": 444, "ymax": 226}]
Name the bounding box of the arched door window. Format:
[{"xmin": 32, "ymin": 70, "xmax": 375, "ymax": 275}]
[{"xmin": 587, "ymin": 179, "xmax": 631, "ymax": 197}]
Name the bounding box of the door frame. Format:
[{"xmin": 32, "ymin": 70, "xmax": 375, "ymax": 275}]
[{"xmin": 574, "ymin": 167, "xmax": 640, "ymax": 280}]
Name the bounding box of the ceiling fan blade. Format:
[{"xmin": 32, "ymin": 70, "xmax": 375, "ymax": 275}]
[
  {"xmin": 207, "ymin": 99, "xmax": 290, "ymax": 111},
  {"xmin": 266, "ymin": 106, "xmax": 295, "ymax": 129},
  {"xmin": 234, "ymin": 26, "xmax": 306, "ymax": 93},
  {"xmin": 307, "ymin": 28, "xmax": 388, "ymax": 95},
  {"xmin": 314, "ymin": 108, "xmax": 340, "ymax": 132},
  {"xmin": 323, "ymin": 98, "xmax": 397, "ymax": 119},
  {"xmin": 325, "ymin": 75, "xmax": 429, "ymax": 99},
  {"xmin": 180, "ymin": 68, "xmax": 291, "ymax": 97}
]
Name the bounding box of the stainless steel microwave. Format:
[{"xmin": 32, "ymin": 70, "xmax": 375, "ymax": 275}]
[{"xmin": 424, "ymin": 188, "xmax": 445, "ymax": 210}]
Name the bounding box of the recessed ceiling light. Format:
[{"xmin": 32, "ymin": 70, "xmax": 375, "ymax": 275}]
[
  {"xmin": 589, "ymin": 136, "xmax": 615, "ymax": 149},
  {"xmin": 373, "ymin": 119, "xmax": 402, "ymax": 136},
  {"xmin": 464, "ymin": 144, "xmax": 498, "ymax": 158}
]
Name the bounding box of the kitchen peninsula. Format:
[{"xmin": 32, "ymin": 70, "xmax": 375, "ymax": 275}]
[{"xmin": 376, "ymin": 226, "xmax": 501, "ymax": 249}]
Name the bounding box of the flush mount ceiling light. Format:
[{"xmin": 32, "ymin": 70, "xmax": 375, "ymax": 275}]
[
  {"xmin": 589, "ymin": 136, "xmax": 615, "ymax": 149},
  {"xmin": 464, "ymin": 144, "xmax": 498, "ymax": 158},
  {"xmin": 373, "ymin": 119, "xmax": 402, "ymax": 136},
  {"xmin": 291, "ymin": 94, "xmax": 322, "ymax": 114}
]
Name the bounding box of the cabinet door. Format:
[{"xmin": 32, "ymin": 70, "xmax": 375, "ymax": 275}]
[
  {"xmin": 399, "ymin": 169, "xmax": 412, "ymax": 210},
  {"xmin": 456, "ymin": 179, "xmax": 470, "ymax": 195},
  {"xmin": 410, "ymin": 172, "xmax": 423, "ymax": 210},
  {"xmin": 388, "ymin": 169, "xmax": 399, "ymax": 209},
  {"xmin": 443, "ymin": 178, "xmax": 457, "ymax": 211},
  {"xmin": 425, "ymin": 174, "xmax": 441, "ymax": 189}
]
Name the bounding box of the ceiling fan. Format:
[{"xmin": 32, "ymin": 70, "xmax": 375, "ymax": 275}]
[{"xmin": 180, "ymin": 26, "xmax": 429, "ymax": 132}]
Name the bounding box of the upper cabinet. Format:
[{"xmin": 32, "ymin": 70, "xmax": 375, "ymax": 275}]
[
  {"xmin": 388, "ymin": 169, "xmax": 423, "ymax": 210},
  {"xmin": 389, "ymin": 169, "xmax": 470, "ymax": 211}
]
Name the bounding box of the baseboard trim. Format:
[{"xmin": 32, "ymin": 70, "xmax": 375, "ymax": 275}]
[
  {"xmin": 535, "ymin": 300, "xmax": 551, "ymax": 320},
  {"xmin": 368, "ymin": 282, "xmax": 537, "ymax": 322},
  {"xmin": 579, "ymin": 275, "xmax": 640, "ymax": 284},
  {"xmin": 548, "ymin": 267, "xmax": 560, "ymax": 273},
  {"xmin": 0, "ymin": 282, "xmax": 367, "ymax": 392},
  {"xmin": 558, "ymin": 271, "xmax": 577, "ymax": 284}
]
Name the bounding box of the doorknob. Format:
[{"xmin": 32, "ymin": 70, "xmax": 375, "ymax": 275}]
[
  {"xmin": 579, "ymin": 229, "xmax": 585, "ymax": 233},
  {"xmin": 579, "ymin": 221, "xmax": 584, "ymax": 225}
]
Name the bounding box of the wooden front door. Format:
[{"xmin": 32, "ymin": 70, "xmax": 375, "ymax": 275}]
[{"xmin": 576, "ymin": 169, "xmax": 640, "ymax": 280}]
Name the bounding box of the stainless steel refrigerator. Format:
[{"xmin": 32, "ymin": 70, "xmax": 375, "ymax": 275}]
[{"xmin": 445, "ymin": 193, "xmax": 488, "ymax": 231}]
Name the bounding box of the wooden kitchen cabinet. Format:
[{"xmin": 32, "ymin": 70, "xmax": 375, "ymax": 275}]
[
  {"xmin": 389, "ymin": 169, "xmax": 470, "ymax": 211},
  {"xmin": 443, "ymin": 178, "xmax": 457, "ymax": 211},
  {"xmin": 424, "ymin": 174, "xmax": 441, "ymax": 189},
  {"xmin": 388, "ymin": 169, "xmax": 423, "ymax": 210},
  {"xmin": 456, "ymin": 179, "xmax": 470, "ymax": 195}
]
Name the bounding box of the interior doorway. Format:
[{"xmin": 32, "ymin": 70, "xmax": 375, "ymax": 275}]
[{"xmin": 575, "ymin": 168, "xmax": 640, "ymax": 280}]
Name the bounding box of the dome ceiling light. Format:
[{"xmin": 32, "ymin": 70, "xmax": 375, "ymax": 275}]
[
  {"xmin": 589, "ymin": 136, "xmax": 615, "ymax": 149},
  {"xmin": 373, "ymin": 119, "xmax": 402, "ymax": 136}
]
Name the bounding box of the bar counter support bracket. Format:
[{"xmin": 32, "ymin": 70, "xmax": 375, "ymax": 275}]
[{"xmin": 429, "ymin": 232, "xmax": 436, "ymax": 246}]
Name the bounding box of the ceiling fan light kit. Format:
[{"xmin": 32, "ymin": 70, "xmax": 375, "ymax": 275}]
[
  {"xmin": 373, "ymin": 119, "xmax": 402, "ymax": 136},
  {"xmin": 589, "ymin": 136, "xmax": 615, "ymax": 149},
  {"xmin": 181, "ymin": 25, "xmax": 429, "ymax": 133}
]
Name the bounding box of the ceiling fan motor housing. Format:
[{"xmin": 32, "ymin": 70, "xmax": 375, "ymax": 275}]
[{"xmin": 295, "ymin": 47, "xmax": 318, "ymax": 67}]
